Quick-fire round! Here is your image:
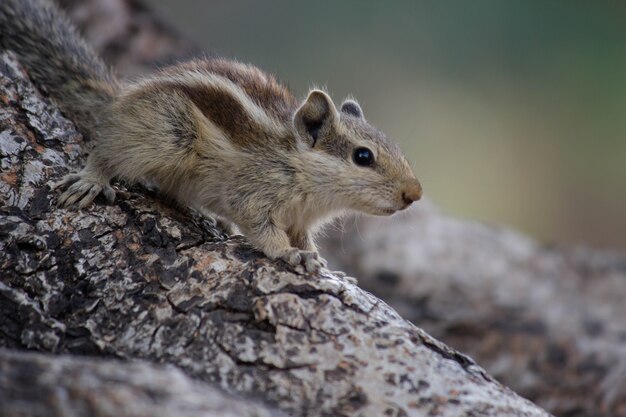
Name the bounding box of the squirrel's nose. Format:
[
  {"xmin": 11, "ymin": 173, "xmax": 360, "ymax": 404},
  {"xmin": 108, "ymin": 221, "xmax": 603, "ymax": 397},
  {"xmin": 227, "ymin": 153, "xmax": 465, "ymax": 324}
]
[{"xmin": 401, "ymin": 180, "xmax": 423, "ymax": 207}]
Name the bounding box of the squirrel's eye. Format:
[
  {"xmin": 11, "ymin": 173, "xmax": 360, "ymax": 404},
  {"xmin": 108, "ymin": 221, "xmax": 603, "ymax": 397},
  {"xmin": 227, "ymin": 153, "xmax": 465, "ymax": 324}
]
[{"xmin": 353, "ymin": 147, "xmax": 375, "ymax": 167}]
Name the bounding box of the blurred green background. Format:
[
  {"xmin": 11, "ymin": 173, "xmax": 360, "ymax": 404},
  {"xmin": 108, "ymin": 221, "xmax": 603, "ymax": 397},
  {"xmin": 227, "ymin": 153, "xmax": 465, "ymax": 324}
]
[{"xmin": 147, "ymin": 0, "xmax": 626, "ymax": 249}]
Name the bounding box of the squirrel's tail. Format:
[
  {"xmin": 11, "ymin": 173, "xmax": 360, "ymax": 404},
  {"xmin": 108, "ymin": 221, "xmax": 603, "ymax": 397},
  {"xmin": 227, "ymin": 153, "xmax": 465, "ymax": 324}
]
[{"xmin": 0, "ymin": 0, "xmax": 118, "ymax": 139}]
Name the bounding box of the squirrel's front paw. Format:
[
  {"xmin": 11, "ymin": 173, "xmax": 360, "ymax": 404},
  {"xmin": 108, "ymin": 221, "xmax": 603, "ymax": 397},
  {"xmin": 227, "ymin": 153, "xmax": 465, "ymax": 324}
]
[
  {"xmin": 54, "ymin": 173, "xmax": 115, "ymax": 208},
  {"xmin": 279, "ymin": 249, "xmax": 327, "ymax": 273}
]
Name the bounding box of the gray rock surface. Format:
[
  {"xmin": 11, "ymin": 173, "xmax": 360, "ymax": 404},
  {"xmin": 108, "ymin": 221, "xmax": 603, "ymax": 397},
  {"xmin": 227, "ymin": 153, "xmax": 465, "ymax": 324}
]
[{"xmin": 0, "ymin": 52, "xmax": 550, "ymax": 417}]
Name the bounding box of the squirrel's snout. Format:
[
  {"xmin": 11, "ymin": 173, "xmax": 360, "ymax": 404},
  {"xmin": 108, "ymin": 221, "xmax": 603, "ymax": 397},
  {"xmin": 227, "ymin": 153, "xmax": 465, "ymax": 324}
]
[{"xmin": 401, "ymin": 180, "xmax": 423, "ymax": 208}]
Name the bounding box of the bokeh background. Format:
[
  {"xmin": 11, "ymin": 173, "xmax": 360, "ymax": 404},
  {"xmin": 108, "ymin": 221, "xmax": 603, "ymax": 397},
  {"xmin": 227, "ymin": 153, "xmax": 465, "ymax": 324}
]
[{"xmin": 146, "ymin": 0, "xmax": 626, "ymax": 249}]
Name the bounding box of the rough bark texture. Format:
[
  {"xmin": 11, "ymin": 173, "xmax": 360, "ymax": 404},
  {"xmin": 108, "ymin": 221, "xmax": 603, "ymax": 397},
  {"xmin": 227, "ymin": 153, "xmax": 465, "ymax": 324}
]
[
  {"xmin": 0, "ymin": 52, "xmax": 550, "ymax": 417},
  {"xmin": 0, "ymin": 348, "xmax": 286, "ymax": 417},
  {"xmin": 321, "ymin": 202, "xmax": 626, "ymax": 417},
  {"xmin": 6, "ymin": 1, "xmax": 624, "ymax": 416}
]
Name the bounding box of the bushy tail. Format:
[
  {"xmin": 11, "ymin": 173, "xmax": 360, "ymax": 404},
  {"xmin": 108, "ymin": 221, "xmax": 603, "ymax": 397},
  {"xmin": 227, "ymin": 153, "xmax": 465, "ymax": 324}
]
[{"xmin": 0, "ymin": 0, "xmax": 118, "ymax": 139}]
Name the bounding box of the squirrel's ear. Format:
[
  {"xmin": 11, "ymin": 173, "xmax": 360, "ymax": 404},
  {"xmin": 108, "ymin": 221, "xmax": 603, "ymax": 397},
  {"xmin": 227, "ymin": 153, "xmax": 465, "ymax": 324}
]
[
  {"xmin": 340, "ymin": 99, "xmax": 364, "ymax": 119},
  {"xmin": 294, "ymin": 89, "xmax": 338, "ymax": 147}
]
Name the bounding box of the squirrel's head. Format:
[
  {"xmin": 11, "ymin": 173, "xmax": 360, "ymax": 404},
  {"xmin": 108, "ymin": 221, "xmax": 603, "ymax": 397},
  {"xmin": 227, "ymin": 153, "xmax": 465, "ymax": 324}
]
[{"xmin": 293, "ymin": 89, "xmax": 422, "ymax": 216}]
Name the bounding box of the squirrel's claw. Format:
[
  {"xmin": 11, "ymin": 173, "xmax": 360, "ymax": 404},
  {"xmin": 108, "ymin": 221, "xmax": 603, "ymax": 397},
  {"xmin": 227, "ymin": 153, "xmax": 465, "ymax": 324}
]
[
  {"xmin": 55, "ymin": 173, "xmax": 115, "ymax": 208},
  {"xmin": 300, "ymin": 251, "xmax": 327, "ymax": 273}
]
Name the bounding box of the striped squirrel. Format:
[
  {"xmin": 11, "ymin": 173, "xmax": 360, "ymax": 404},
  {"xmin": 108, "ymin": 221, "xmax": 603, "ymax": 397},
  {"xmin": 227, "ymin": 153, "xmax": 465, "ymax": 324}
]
[{"xmin": 0, "ymin": 0, "xmax": 422, "ymax": 272}]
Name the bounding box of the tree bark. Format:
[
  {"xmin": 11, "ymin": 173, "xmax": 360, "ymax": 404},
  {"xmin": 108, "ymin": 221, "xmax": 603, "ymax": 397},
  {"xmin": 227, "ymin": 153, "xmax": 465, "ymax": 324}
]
[
  {"xmin": 321, "ymin": 201, "xmax": 626, "ymax": 417},
  {"xmin": 0, "ymin": 52, "xmax": 551, "ymax": 416},
  {"xmin": 54, "ymin": 2, "xmax": 623, "ymax": 414},
  {"xmin": 0, "ymin": 348, "xmax": 286, "ymax": 417},
  {"xmin": 7, "ymin": 2, "xmax": 625, "ymax": 416}
]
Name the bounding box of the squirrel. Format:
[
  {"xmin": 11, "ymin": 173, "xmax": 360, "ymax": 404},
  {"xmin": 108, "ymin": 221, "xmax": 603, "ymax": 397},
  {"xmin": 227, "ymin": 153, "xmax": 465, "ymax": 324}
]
[{"xmin": 0, "ymin": 0, "xmax": 422, "ymax": 273}]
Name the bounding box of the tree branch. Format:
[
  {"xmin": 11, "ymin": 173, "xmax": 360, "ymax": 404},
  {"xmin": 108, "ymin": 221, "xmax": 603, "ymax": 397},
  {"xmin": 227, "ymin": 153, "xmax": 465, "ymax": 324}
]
[
  {"xmin": 0, "ymin": 52, "xmax": 550, "ymax": 417},
  {"xmin": 322, "ymin": 201, "xmax": 626, "ymax": 416},
  {"xmin": 0, "ymin": 348, "xmax": 286, "ymax": 417}
]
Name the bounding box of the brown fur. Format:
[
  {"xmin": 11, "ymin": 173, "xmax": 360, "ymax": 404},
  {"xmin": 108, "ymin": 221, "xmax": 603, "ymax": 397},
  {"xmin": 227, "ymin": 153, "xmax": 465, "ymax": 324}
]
[
  {"xmin": 169, "ymin": 59, "xmax": 299, "ymax": 122},
  {"xmin": 1, "ymin": 0, "xmax": 423, "ymax": 273}
]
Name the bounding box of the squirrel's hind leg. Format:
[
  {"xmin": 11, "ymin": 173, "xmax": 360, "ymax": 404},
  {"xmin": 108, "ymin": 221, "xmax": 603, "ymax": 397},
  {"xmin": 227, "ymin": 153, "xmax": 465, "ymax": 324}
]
[
  {"xmin": 54, "ymin": 156, "xmax": 115, "ymax": 208},
  {"xmin": 197, "ymin": 207, "xmax": 240, "ymax": 236}
]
